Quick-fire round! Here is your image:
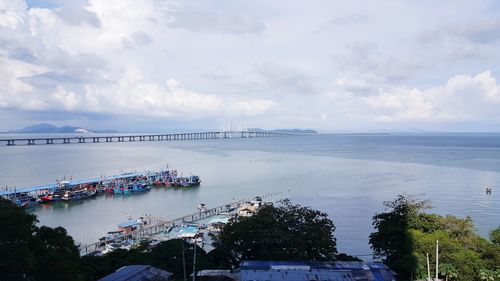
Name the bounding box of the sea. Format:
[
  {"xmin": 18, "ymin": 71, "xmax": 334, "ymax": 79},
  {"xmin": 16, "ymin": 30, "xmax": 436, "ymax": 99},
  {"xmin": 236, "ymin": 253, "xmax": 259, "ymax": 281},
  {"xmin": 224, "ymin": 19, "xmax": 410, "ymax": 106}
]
[{"xmin": 0, "ymin": 133, "xmax": 498, "ymax": 258}]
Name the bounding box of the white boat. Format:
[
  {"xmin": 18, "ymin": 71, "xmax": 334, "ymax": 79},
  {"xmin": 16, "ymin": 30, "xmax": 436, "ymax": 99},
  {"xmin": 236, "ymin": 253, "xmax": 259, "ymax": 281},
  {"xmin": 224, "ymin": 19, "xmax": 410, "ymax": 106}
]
[{"xmin": 197, "ymin": 203, "xmax": 207, "ymax": 212}]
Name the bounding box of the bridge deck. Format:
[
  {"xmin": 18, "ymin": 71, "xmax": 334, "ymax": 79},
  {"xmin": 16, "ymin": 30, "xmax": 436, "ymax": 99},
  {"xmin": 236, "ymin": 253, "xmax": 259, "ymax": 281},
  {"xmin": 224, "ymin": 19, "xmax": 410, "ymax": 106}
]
[{"xmin": 0, "ymin": 131, "xmax": 305, "ymax": 146}]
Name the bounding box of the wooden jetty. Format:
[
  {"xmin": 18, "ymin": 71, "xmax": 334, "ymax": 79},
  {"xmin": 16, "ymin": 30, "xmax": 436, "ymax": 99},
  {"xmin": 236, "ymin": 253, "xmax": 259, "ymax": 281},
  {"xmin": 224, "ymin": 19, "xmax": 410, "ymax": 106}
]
[
  {"xmin": 80, "ymin": 192, "xmax": 281, "ymax": 255},
  {"xmin": 0, "ymin": 131, "xmax": 310, "ymax": 146}
]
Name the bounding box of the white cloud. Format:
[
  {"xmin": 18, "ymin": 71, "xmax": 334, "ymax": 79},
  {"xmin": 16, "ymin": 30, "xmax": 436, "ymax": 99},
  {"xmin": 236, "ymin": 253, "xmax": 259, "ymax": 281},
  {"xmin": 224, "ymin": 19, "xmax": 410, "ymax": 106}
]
[
  {"xmin": 327, "ymin": 71, "xmax": 500, "ymax": 123},
  {"xmin": 2, "ymin": 0, "xmax": 500, "ymax": 130}
]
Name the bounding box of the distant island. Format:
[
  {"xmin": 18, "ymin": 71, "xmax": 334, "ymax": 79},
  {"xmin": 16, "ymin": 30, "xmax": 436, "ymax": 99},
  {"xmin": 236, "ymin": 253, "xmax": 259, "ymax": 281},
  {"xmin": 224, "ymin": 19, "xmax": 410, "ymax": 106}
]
[
  {"xmin": 249, "ymin": 128, "xmax": 318, "ymax": 134},
  {"xmin": 2, "ymin": 123, "xmax": 118, "ymax": 134}
]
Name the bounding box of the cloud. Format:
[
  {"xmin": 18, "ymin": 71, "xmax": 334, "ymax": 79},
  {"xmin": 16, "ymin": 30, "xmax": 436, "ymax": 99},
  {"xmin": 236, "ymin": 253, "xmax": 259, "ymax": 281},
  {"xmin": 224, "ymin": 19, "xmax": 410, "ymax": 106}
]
[
  {"xmin": 2, "ymin": 0, "xmax": 500, "ymax": 130},
  {"xmin": 329, "ymin": 14, "xmax": 371, "ymax": 26},
  {"xmin": 422, "ymin": 19, "xmax": 500, "ymax": 44},
  {"xmin": 166, "ymin": 1, "xmax": 266, "ymax": 34},
  {"xmin": 254, "ymin": 61, "xmax": 318, "ymax": 95},
  {"xmin": 327, "ymin": 71, "xmax": 500, "ymax": 123},
  {"xmin": 0, "ymin": 59, "xmax": 276, "ymax": 118}
]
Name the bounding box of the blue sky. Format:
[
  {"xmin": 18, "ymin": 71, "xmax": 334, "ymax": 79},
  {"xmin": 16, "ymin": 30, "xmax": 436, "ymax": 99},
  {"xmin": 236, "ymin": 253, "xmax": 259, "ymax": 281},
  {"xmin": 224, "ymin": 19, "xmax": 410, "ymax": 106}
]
[{"xmin": 2, "ymin": 0, "xmax": 500, "ymax": 131}]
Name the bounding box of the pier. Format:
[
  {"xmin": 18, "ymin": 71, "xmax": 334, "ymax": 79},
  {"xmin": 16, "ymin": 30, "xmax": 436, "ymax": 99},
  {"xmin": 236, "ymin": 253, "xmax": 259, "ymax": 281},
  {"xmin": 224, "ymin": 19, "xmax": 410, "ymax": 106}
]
[
  {"xmin": 80, "ymin": 192, "xmax": 281, "ymax": 255},
  {"xmin": 0, "ymin": 131, "xmax": 308, "ymax": 146}
]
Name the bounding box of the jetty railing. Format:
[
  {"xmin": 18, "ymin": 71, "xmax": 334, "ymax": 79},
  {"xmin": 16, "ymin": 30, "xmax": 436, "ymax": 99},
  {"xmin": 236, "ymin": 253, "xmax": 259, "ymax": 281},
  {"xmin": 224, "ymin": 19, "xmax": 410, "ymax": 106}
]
[
  {"xmin": 0, "ymin": 131, "xmax": 312, "ymax": 146},
  {"xmin": 80, "ymin": 192, "xmax": 282, "ymax": 255}
]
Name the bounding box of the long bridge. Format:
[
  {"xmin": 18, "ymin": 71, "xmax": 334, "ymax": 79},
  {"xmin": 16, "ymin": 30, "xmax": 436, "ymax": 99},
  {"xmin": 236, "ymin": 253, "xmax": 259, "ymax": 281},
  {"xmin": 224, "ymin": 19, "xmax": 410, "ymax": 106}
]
[{"xmin": 0, "ymin": 131, "xmax": 307, "ymax": 146}]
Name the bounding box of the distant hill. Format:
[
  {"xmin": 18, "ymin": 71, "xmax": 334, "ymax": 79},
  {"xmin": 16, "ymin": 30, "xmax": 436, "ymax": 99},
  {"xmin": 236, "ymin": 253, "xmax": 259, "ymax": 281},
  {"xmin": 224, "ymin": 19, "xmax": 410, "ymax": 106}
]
[
  {"xmin": 249, "ymin": 128, "xmax": 318, "ymax": 134},
  {"xmin": 3, "ymin": 123, "xmax": 118, "ymax": 134}
]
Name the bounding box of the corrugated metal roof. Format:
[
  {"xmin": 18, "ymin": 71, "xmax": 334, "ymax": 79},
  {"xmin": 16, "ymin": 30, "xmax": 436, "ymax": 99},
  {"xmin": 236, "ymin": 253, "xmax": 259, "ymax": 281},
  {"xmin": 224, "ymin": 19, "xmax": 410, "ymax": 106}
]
[
  {"xmin": 98, "ymin": 265, "xmax": 172, "ymax": 281},
  {"xmin": 118, "ymin": 220, "xmax": 143, "ymax": 228},
  {"xmin": 240, "ymin": 261, "xmax": 396, "ymax": 281}
]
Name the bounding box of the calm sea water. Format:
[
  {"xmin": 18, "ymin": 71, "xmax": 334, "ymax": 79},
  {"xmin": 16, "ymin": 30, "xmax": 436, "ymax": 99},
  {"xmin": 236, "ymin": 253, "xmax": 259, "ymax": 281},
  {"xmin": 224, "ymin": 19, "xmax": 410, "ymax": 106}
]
[{"xmin": 0, "ymin": 133, "xmax": 499, "ymax": 257}]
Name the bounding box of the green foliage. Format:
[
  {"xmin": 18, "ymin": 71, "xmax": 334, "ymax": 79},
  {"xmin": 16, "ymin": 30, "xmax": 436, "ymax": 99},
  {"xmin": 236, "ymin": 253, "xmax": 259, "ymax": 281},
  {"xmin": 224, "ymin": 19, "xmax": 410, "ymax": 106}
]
[
  {"xmin": 0, "ymin": 198, "xmax": 81, "ymax": 281},
  {"xmin": 80, "ymin": 239, "xmax": 215, "ymax": 280},
  {"xmin": 0, "ymin": 198, "xmax": 38, "ymax": 280},
  {"xmin": 369, "ymin": 195, "xmax": 500, "ymax": 281},
  {"xmin": 490, "ymin": 226, "xmax": 500, "ymax": 246},
  {"xmin": 439, "ymin": 263, "xmax": 458, "ymax": 281},
  {"xmin": 369, "ymin": 194, "xmax": 430, "ymax": 279},
  {"xmin": 335, "ymin": 253, "xmax": 362, "ymax": 262},
  {"xmin": 215, "ymin": 200, "xmax": 337, "ymax": 268},
  {"xmin": 479, "ymin": 268, "xmax": 500, "ymax": 281},
  {"xmin": 80, "ymin": 248, "xmax": 151, "ymax": 280},
  {"xmin": 31, "ymin": 226, "xmax": 81, "ymax": 281}
]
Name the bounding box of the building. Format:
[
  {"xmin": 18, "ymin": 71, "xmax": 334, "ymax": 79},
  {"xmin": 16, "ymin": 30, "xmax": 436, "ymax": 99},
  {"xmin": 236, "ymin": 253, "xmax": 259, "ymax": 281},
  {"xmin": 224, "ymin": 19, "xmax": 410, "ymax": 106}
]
[
  {"xmin": 98, "ymin": 265, "xmax": 172, "ymax": 281},
  {"xmin": 237, "ymin": 204, "xmax": 258, "ymax": 217},
  {"xmin": 240, "ymin": 261, "xmax": 396, "ymax": 281},
  {"xmin": 196, "ymin": 270, "xmax": 239, "ymax": 280},
  {"xmin": 118, "ymin": 220, "xmax": 144, "ymax": 234}
]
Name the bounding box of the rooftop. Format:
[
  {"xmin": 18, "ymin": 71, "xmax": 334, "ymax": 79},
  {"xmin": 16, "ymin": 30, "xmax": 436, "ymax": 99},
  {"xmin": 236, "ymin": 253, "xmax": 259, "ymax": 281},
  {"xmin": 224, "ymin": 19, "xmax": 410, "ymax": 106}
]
[
  {"xmin": 240, "ymin": 261, "xmax": 396, "ymax": 281},
  {"xmin": 98, "ymin": 265, "xmax": 172, "ymax": 281}
]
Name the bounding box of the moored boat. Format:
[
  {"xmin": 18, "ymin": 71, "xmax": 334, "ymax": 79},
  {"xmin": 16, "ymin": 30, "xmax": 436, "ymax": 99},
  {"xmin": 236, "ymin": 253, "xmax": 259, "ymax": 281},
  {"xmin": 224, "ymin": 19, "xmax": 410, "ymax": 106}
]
[
  {"xmin": 62, "ymin": 189, "xmax": 97, "ymax": 201},
  {"xmin": 12, "ymin": 193, "xmax": 37, "ymax": 208}
]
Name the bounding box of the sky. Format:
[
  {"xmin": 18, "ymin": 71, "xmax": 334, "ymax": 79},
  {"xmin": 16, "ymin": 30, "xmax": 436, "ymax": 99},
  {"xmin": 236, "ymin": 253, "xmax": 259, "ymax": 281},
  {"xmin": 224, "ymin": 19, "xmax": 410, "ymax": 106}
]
[{"xmin": 1, "ymin": 0, "xmax": 500, "ymax": 132}]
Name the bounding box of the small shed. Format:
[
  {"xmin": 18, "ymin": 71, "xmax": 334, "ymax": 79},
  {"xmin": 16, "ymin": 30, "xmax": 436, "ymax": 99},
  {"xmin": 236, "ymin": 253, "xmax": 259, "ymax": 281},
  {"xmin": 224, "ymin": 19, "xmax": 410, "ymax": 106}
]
[{"xmin": 118, "ymin": 220, "xmax": 143, "ymax": 234}]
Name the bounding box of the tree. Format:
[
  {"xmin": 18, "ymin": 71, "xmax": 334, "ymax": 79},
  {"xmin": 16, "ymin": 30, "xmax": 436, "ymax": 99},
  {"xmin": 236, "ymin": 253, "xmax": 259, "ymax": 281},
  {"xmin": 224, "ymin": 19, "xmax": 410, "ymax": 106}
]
[
  {"xmin": 0, "ymin": 198, "xmax": 81, "ymax": 280},
  {"xmin": 479, "ymin": 268, "xmax": 500, "ymax": 281},
  {"xmin": 369, "ymin": 194, "xmax": 430, "ymax": 279},
  {"xmin": 31, "ymin": 226, "xmax": 81, "ymax": 281},
  {"xmin": 370, "ymin": 195, "xmax": 500, "ymax": 281},
  {"xmin": 439, "ymin": 263, "xmax": 458, "ymax": 281},
  {"xmin": 0, "ymin": 198, "xmax": 38, "ymax": 280},
  {"xmin": 490, "ymin": 226, "xmax": 500, "ymax": 246},
  {"xmin": 214, "ymin": 200, "xmax": 337, "ymax": 268}
]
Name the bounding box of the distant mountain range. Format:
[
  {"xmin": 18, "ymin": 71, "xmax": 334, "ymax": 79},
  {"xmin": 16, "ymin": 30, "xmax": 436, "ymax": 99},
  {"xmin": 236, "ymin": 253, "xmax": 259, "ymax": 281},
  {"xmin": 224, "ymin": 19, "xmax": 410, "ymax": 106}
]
[
  {"xmin": 249, "ymin": 128, "xmax": 318, "ymax": 134},
  {"xmin": 2, "ymin": 123, "xmax": 118, "ymax": 134},
  {"xmin": 2, "ymin": 124, "xmax": 318, "ymax": 134}
]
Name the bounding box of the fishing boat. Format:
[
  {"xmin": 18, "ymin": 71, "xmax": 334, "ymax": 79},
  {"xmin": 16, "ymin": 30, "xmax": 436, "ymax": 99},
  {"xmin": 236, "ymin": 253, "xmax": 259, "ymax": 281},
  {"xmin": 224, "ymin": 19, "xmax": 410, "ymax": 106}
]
[
  {"xmin": 61, "ymin": 189, "xmax": 97, "ymax": 201},
  {"xmin": 172, "ymin": 175, "xmax": 201, "ymax": 187},
  {"xmin": 40, "ymin": 188, "xmax": 67, "ymax": 202},
  {"xmin": 113, "ymin": 184, "xmax": 123, "ymax": 194},
  {"xmin": 189, "ymin": 176, "xmax": 201, "ymax": 186},
  {"xmin": 131, "ymin": 182, "xmax": 150, "ymax": 192},
  {"xmin": 122, "ymin": 186, "xmax": 131, "ymax": 195},
  {"xmin": 11, "ymin": 193, "xmax": 37, "ymax": 208}
]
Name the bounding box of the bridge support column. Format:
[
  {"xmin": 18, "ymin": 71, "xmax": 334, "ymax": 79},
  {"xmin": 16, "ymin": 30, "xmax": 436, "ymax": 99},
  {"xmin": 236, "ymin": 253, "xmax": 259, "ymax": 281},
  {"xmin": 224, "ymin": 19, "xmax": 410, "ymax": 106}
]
[
  {"xmin": 63, "ymin": 138, "xmax": 70, "ymax": 144},
  {"xmin": 7, "ymin": 140, "xmax": 15, "ymax": 146},
  {"xmin": 28, "ymin": 139, "xmax": 35, "ymax": 145}
]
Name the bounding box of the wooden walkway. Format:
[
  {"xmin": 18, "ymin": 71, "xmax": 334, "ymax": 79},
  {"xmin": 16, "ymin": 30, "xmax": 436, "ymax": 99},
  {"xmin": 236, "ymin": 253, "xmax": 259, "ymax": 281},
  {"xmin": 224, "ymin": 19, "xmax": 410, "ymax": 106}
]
[{"xmin": 80, "ymin": 192, "xmax": 281, "ymax": 255}]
